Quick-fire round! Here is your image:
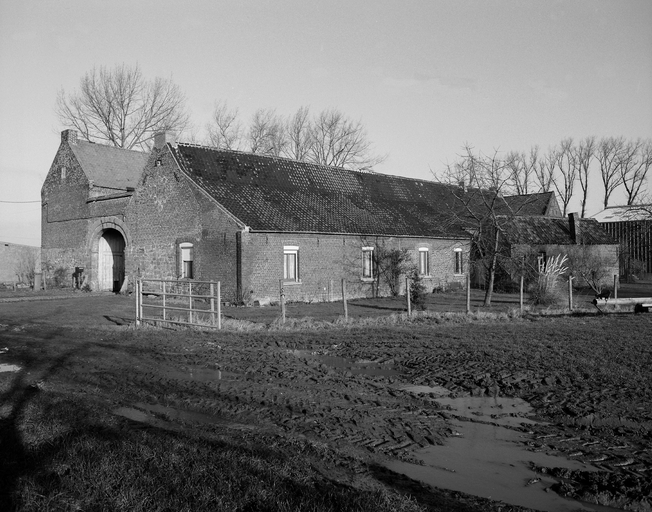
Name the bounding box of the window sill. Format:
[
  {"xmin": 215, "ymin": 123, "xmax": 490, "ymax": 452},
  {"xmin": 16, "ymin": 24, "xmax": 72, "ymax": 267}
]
[
  {"xmin": 360, "ymin": 277, "xmax": 375, "ymax": 283},
  {"xmin": 282, "ymin": 280, "xmax": 302, "ymax": 286},
  {"xmin": 419, "ymin": 275, "xmax": 433, "ymax": 279}
]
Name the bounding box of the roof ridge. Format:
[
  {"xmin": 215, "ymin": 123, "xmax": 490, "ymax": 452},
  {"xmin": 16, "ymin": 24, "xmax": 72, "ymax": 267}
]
[
  {"xmin": 76, "ymin": 139, "xmax": 148, "ymax": 155},
  {"xmin": 174, "ymin": 141, "xmax": 452, "ymax": 188}
]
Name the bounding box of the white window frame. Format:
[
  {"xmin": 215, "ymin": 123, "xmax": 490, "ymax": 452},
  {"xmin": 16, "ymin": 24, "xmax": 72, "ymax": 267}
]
[
  {"xmin": 418, "ymin": 247, "xmax": 430, "ymax": 276},
  {"xmin": 283, "ymin": 246, "xmax": 299, "ymax": 282},
  {"xmin": 180, "ymin": 242, "xmax": 194, "ymax": 279},
  {"xmin": 454, "ymin": 248, "xmax": 464, "ymax": 275},
  {"xmin": 362, "ymin": 246, "xmax": 375, "ymax": 280}
]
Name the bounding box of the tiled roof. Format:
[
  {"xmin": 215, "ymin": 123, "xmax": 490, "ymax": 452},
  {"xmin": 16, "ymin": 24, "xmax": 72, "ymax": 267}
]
[
  {"xmin": 71, "ymin": 141, "xmax": 148, "ymax": 190},
  {"xmin": 504, "ymin": 192, "xmax": 558, "ymax": 216},
  {"xmin": 498, "ymin": 216, "xmax": 617, "ymax": 245},
  {"xmin": 172, "ymin": 144, "xmax": 470, "ymax": 238},
  {"xmin": 592, "ymin": 205, "xmax": 652, "ymax": 222}
]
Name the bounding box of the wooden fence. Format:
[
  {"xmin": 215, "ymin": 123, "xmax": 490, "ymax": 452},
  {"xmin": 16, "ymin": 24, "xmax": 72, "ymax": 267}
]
[{"xmin": 135, "ymin": 278, "xmax": 222, "ymax": 329}]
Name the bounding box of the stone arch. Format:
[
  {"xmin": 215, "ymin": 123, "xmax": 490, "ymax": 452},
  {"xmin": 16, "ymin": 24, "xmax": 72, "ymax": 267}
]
[{"xmin": 88, "ymin": 217, "xmax": 131, "ymax": 292}]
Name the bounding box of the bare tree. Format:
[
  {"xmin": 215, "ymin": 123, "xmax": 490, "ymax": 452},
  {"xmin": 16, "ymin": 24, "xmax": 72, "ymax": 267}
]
[
  {"xmin": 619, "ymin": 138, "xmax": 652, "ymax": 205},
  {"xmin": 535, "ymin": 146, "xmax": 557, "ymax": 193},
  {"xmin": 56, "ymin": 64, "xmax": 189, "ymax": 150},
  {"xmin": 551, "ymin": 138, "xmax": 578, "ymax": 216},
  {"xmin": 505, "ymin": 146, "xmax": 539, "ymax": 195},
  {"xmin": 283, "ymin": 106, "xmax": 313, "ymax": 161},
  {"xmin": 308, "ymin": 108, "xmax": 386, "ymax": 169},
  {"xmin": 206, "ymin": 100, "xmax": 243, "ymax": 150},
  {"xmin": 574, "ymin": 136, "xmax": 596, "ymax": 217},
  {"xmin": 439, "ymin": 145, "xmax": 513, "ymax": 306},
  {"xmin": 247, "ymin": 108, "xmax": 287, "ymax": 156},
  {"xmin": 14, "ymin": 250, "xmax": 37, "ymax": 288},
  {"xmin": 597, "ymin": 136, "xmax": 626, "ymax": 209}
]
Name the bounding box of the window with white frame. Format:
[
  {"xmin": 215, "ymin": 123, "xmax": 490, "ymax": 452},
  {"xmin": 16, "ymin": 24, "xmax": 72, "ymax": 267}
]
[
  {"xmin": 283, "ymin": 246, "xmax": 299, "ymax": 281},
  {"xmin": 362, "ymin": 247, "xmax": 375, "ymax": 279},
  {"xmin": 454, "ymin": 248, "xmax": 464, "ymax": 275},
  {"xmin": 180, "ymin": 243, "xmax": 194, "ymax": 279},
  {"xmin": 418, "ymin": 247, "xmax": 430, "ymax": 276}
]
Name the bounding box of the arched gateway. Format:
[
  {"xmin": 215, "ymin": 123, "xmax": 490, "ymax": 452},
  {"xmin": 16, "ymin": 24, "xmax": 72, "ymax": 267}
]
[{"xmin": 97, "ymin": 228, "xmax": 126, "ymax": 292}]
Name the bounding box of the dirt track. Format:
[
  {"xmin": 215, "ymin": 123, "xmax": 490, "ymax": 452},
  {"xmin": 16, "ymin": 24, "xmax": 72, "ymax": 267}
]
[{"xmin": 1, "ymin": 295, "xmax": 652, "ymax": 510}]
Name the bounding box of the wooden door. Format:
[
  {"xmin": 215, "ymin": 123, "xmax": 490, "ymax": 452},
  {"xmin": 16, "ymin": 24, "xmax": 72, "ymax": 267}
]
[{"xmin": 98, "ymin": 230, "xmax": 125, "ymax": 291}]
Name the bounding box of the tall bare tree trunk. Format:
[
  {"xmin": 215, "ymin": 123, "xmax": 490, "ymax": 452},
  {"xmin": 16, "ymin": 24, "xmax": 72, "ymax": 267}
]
[{"xmin": 483, "ymin": 231, "xmax": 500, "ymax": 306}]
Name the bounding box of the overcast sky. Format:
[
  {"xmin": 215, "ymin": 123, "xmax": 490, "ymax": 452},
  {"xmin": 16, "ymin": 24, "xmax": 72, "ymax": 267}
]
[{"xmin": 1, "ymin": 0, "xmax": 651, "ymax": 246}]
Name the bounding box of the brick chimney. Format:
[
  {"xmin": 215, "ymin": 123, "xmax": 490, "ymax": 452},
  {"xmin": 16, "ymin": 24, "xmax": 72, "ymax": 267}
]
[
  {"xmin": 568, "ymin": 212, "xmax": 581, "ymax": 244},
  {"xmin": 61, "ymin": 129, "xmax": 78, "ymax": 145},
  {"xmin": 154, "ymin": 130, "xmax": 176, "ymax": 150}
]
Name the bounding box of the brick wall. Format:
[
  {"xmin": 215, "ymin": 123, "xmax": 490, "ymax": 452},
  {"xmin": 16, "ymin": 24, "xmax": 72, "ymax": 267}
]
[
  {"xmin": 41, "ymin": 137, "xmax": 92, "ymax": 276},
  {"xmin": 126, "ymin": 147, "xmax": 242, "ymax": 299},
  {"xmin": 511, "ymin": 243, "xmax": 619, "ymax": 287},
  {"xmin": 41, "ymin": 137, "xmax": 134, "ymax": 288},
  {"xmin": 241, "ymin": 233, "xmax": 470, "ymax": 305}
]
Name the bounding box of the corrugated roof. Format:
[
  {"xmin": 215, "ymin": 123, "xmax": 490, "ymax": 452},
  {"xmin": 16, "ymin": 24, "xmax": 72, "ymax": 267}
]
[
  {"xmin": 71, "ymin": 141, "xmax": 148, "ymax": 190},
  {"xmin": 498, "ymin": 215, "xmax": 617, "ymax": 245},
  {"xmin": 172, "ymin": 144, "xmax": 469, "ymax": 238},
  {"xmin": 592, "ymin": 205, "xmax": 652, "ymax": 222}
]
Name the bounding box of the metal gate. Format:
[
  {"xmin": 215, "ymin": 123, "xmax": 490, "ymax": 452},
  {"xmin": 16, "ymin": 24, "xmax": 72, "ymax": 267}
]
[{"xmin": 135, "ymin": 279, "xmax": 222, "ymax": 329}]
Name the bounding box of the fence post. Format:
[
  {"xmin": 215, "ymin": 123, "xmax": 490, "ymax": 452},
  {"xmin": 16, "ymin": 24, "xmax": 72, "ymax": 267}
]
[
  {"xmin": 406, "ymin": 277, "xmax": 412, "ymax": 316},
  {"xmin": 135, "ymin": 278, "xmax": 140, "ymax": 327},
  {"xmin": 217, "ymin": 282, "xmax": 222, "ymax": 330},
  {"xmin": 520, "ymin": 274, "xmax": 524, "ymax": 314},
  {"xmin": 568, "ymin": 276, "xmax": 573, "ymax": 311},
  {"xmin": 280, "ymin": 279, "xmax": 286, "ymax": 324},
  {"xmin": 614, "ymin": 274, "xmax": 618, "ymax": 299},
  {"xmin": 466, "ymin": 273, "xmax": 471, "ymax": 314},
  {"xmin": 210, "ymin": 282, "xmax": 215, "ymax": 325},
  {"xmin": 162, "ymin": 281, "xmax": 167, "ymax": 321},
  {"xmin": 188, "ymin": 281, "xmax": 193, "ymax": 324},
  {"xmin": 342, "ymin": 279, "xmax": 348, "ymax": 321}
]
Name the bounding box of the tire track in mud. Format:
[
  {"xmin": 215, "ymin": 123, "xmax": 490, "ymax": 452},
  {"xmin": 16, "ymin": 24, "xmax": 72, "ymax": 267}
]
[{"xmin": 110, "ymin": 323, "xmax": 652, "ymax": 509}]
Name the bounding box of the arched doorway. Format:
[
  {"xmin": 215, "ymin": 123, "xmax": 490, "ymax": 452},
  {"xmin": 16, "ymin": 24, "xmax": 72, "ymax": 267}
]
[{"xmin": 98, "ymin": 229, "xmax": 125, "ymax": 292}]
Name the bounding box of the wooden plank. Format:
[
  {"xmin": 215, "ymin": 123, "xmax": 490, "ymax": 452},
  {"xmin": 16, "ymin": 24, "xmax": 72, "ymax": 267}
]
[{"xmin": 592, "ymin": 297, "xmax": 652, "ymax": 306}]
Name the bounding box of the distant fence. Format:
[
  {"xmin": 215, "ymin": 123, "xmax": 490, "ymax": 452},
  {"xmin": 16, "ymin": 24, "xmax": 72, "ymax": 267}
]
[{"xmin": 136, "ymin": 279, "xmax": 222, "ymax": 329}]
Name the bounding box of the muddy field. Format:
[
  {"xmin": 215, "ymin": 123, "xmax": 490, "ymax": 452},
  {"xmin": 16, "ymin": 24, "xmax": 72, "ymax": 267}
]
[{"xmin": 1, "ymin": 292, "xmax": 652, "ymax": 511}]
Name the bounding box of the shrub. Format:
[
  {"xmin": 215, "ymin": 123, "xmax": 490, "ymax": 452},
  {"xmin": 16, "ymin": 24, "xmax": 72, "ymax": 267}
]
[
  {"xmin": 409, "ymin": 269, "xmax": 428, "ymax": 310},
  {"xmin": 52, "ymin": 267, "xmax": 70, "ymax": 288},
  {"xmin": 530, "ymin": 254, "xmax": 568, "ymax": 306}
]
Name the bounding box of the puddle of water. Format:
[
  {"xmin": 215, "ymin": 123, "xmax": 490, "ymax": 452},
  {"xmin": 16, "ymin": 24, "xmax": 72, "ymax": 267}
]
[
  {"xmin": 0, "ymin": 363, "xmax": 21, "ymax": 373},
  {"xmin": 387, "ymin": 419, "xmax": 606, "ymax": 512},
  {"xmin": 436, "ymin": 395, "xmax": 541, "ymax": 427},
  {"xmin": 288, "ymin": 350, "xmax": 401, "ymax": 377},
  {"xmin": 113, "ymin": 402, "xmax": 254, "ymax": 431}
]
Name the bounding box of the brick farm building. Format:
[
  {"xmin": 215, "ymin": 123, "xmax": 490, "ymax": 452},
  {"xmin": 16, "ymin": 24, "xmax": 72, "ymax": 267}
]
[{"xmin": 42, "ymin": 130, "xmax": 477, "ymax": 304}]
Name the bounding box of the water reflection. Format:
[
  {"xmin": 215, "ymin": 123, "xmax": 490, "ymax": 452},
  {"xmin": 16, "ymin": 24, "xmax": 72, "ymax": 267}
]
[
  {"xmin": 0, "ymin": 363, "xmax": 21, "ymax": 373},
  {"xmin": 388, "ymin": 388, "xmax": 621, "ymax": 511},
  {"xmin": 386, "ymin": 420, "xmax": 608, "ymax": 512}
]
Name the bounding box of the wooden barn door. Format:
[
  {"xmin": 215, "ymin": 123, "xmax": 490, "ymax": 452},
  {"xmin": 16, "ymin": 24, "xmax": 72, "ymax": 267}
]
[{"xmin": 98, "ymin": 230, "xmax": 125, "ymax": 292}]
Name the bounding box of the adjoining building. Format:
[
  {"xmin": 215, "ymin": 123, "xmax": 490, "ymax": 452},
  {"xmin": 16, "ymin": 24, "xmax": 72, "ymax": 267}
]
[
  {"xmin": 593, "ymin": 205, "xmax": 652, "ymax": 278},
  {"xmin": 0, "ymin": 241, "xmax": 41, "ymax": 286},
  {"xmin": 492, "ymin": 213, "xmax": 619, "ymax": 290}
]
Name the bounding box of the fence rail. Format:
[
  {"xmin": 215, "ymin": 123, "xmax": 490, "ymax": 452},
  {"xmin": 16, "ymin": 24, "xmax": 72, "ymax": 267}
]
[{"xmin": 136, "ymin": 278, "xmax": 221, "ymax": 329}]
